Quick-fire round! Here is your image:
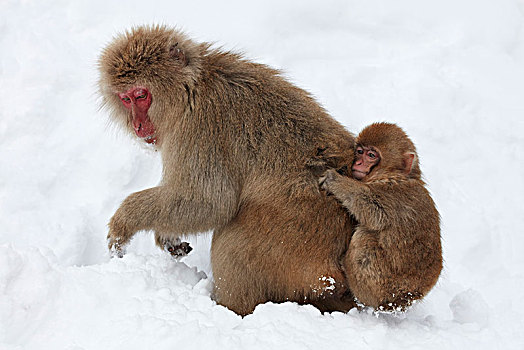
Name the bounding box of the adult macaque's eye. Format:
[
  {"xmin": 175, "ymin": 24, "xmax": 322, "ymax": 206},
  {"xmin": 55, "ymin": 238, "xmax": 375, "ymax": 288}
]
[
  {"xmin": 121, "ymin": 97, "xmax": 131, "ymax": 103},
  {"xmin": 135, "ymin": 89, "xmax": 147, "ymax": 99}
]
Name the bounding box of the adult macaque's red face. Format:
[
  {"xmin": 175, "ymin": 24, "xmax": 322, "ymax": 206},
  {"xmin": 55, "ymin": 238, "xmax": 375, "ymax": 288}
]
[
  {"xmin": 352, "ymin": 145, "xmax": 380, "ymax": 180},
  {"xmin": 118, "ymin": 87, "xmax": 156, "ymax": 144}
]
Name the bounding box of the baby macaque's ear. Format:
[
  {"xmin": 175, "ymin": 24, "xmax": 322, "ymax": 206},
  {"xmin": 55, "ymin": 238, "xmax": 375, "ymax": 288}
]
[{"xmin": 403, "ymin": 152, "xmax": 416, "ymax": 174}]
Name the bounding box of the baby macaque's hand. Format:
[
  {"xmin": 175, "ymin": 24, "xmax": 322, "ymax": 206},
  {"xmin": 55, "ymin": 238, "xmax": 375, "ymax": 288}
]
[
  {"xmin": 306, "ymin": 147, "xmax": 348, "ymax": 177},
  {"xmin": 306, "ymin": 158, "xmax": 328, "ymax": 177},
  {"xmin": 319, "ymin": 169, "xmax": 343, "ymax": 193}
]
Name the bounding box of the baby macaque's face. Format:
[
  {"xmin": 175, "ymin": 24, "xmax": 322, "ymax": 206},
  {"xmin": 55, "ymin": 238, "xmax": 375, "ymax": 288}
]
[{"xmin": 352, "ymin": 145, "xmax": 380, "ymax": 180}]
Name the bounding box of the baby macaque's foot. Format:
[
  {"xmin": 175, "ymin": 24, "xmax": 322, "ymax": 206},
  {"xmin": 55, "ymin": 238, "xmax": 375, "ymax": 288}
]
[{"xmin": 377, "ymin": 291, "xmax": 423, "ymax": 313}]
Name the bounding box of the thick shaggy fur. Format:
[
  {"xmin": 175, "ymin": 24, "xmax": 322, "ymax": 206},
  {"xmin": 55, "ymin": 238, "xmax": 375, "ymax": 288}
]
[
  {"xmin": 99, "ymin": 25, "xmax": 356, "ymax": 315},
  {"xmin": 321, "ymin": 123, "xmax": 442, "ymax": 310}
]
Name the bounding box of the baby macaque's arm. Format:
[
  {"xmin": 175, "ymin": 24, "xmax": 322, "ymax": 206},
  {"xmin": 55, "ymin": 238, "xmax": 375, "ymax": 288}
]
[{"xmin": 320, "ymin": 169, "xmax": 388, "ymax": 230}]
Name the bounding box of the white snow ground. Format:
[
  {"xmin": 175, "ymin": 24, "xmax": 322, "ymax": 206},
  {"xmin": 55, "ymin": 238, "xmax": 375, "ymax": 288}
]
[{"xmin": 1, "ymin": 0, "xmax": 524, "ymax": 349}]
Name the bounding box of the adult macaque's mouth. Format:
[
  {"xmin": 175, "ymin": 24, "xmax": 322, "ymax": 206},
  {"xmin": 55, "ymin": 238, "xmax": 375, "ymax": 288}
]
[{"xmin": 144, "ymin": 135, "xmax": 157, "ymax": 144}]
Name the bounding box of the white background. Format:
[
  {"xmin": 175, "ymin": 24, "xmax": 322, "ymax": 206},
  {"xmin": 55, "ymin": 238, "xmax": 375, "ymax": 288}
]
[{"xmin": 1, "ymin": 0, "xmax": 523, "ymax": 349}]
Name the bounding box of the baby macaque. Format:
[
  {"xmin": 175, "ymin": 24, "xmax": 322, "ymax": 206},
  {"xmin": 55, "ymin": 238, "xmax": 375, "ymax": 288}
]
[{"xmin": 320, "ymin": 122, "xmax": 442, "ymax": 311}]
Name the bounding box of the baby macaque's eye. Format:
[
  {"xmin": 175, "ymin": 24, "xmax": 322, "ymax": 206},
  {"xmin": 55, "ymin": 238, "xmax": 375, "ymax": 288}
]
[
  {"xmin": 356, "ymin": 148, "xmax": 364, "ymax": 155},
  {"xmin": 368, "ymin": 152, "xmax": 377, "ymax": 159}
]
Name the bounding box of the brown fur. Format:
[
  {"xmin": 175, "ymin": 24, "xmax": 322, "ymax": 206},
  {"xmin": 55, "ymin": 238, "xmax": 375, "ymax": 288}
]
[
  {"xmin": 98, "ymin": 25, "xmax": 357, "ymax": 315},
  {"xmin": 320, "ymin": 123, "xmax": 442, "ymax": 311}
]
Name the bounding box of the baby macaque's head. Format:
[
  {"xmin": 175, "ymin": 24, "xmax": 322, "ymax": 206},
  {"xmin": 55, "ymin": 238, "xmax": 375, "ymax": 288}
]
[{"xmin": 352, "ymin": 123, "xmax": 421, "ymax": 181}]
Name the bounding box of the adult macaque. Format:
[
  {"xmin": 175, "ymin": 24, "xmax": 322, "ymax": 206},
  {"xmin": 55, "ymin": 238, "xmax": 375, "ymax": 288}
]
[
  {"xmin": 320, "ymin": 123, "xmax": 442, "ymax": 311},
  {"xmin": 98, "ymin": 25, "xmax": 357, "ymax": 315}
]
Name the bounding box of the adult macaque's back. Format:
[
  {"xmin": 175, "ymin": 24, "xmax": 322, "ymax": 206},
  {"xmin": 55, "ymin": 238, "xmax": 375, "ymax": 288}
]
[{"xmin": 98, "ymin": 25, "xmax": 356, "ymax": 315}]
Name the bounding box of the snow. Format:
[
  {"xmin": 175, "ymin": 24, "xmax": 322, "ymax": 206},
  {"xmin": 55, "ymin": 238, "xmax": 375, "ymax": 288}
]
[{"xmin": 1, "ymin": 0, "xmax": 523, "ymax": 348}]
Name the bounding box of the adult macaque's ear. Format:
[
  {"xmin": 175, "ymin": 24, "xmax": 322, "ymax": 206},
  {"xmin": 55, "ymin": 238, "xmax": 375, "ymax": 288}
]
[
  {"xmin": 169, "ymin": 42, "xmax": 187, "ymax": 66},
  {"xmin": 403, "ymin": 152, "xmax": 416, "ymax": 174}
]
